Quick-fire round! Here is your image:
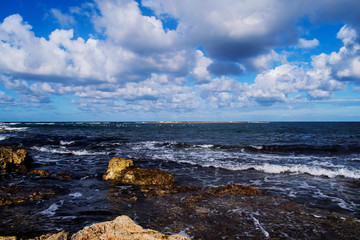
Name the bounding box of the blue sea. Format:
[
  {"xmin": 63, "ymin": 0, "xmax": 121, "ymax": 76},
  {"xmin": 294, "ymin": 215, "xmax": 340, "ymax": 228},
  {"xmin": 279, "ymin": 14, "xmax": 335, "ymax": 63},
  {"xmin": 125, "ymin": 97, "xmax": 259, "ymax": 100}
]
[{"xmin": 1, "ymin": 122, "xmax": 360, "ymax": 235}]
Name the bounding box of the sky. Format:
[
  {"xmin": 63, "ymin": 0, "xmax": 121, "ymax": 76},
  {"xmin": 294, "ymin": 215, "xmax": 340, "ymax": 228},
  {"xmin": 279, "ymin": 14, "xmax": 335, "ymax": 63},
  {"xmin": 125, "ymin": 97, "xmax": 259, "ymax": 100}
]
[{"xmin": 1, "ymin": 0, "xmax": 360, "ymax": 121}]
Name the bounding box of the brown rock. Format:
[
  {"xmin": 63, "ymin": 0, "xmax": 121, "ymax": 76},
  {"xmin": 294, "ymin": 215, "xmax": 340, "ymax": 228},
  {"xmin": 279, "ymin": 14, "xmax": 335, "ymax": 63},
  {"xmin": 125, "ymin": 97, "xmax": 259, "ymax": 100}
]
[
  {"xmin": 71, "ymin": 215, "xmax": 190, "ymax": 240},
  {"xmin": 103, "ymin": 157, "xmax": 174, "ymax": 186},
  {"xmin": 0, "ymin": 236, "xmax": 17, "ymax": 240},
  {"xmin": 121, "ymin": 168, "xmax": 174, "ymax": 186},
  {"xmin": 29, "ymin": 231, "xmax": 69, "ymax": 240},
  {"xmin": 0, "ymin": 146, "xmax": 33, "ymax": 172},
  {"xmin": 103, "ymin": 157, "xmax": 133, "ymax": 181},
  {"xmin": 30, "ymin": 169, "xmax": 50, "ymax": 177}
]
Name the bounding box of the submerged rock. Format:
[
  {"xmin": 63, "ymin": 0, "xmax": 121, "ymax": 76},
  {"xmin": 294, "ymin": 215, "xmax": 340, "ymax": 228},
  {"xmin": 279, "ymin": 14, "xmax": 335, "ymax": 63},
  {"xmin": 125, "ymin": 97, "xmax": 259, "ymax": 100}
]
[
  {"xmin": 71, "ymin": 215, "xmax": 190, "ymax": 240},
  {"xmin": 56, "ymin": 173, "xmax": 73, "ymax": 180},
  {"xmin": 103, "ymin": 157, "xmax": 174, "ymax": 186},
  {"xmin": 0, "ymin": 186, "xmax": 55, "ymax": 206},
  {"xmin": 29, "ymin": 169, "xmax": 50, "ymax": 177},
  {"xmin": 0, "ymin": 146, "xmax": 33, "ymax": 172}
]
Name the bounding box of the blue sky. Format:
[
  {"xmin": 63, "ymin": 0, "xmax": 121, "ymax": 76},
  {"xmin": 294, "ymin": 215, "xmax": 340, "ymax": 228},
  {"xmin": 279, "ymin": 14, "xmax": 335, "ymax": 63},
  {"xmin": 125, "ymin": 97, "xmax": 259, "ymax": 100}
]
[{"xmin": 1, "ymin": 0, "xmax": 360, "ymax": 121}]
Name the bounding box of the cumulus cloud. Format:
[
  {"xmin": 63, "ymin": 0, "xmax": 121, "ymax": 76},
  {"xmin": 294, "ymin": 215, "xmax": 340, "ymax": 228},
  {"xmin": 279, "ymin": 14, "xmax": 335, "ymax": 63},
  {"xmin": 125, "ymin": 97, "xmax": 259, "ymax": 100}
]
[
  {"xmin": 1, "ymin": 0, "xmax": 360, "ymax": 115},
  {"xmin": 298, "ymin": 38, "xmax": 319, "ymax": 48}
]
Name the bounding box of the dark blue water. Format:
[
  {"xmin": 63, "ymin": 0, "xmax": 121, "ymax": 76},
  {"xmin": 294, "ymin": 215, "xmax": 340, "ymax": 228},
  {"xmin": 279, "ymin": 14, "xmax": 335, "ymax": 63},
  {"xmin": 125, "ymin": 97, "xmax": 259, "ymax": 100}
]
[{"xmin": 1, "ymin": 122, "xmax": 360, "ymax": 235}]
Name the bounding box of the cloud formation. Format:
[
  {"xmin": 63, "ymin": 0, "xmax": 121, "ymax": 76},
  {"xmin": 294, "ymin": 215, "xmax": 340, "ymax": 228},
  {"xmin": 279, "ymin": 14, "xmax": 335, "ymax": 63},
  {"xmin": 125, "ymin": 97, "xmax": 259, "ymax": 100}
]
[{"xmin": 0, "ymin": 0, "xmax": 360, "ymax": 118}]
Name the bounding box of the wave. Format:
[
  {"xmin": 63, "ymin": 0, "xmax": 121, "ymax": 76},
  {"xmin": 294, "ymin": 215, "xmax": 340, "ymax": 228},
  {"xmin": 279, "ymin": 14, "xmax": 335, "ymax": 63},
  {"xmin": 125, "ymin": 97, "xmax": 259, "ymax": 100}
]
[
  {"xmin": 0, "ymin": 135, "xmax": 7, "ymax": 141},
  {"xmin": 0, "ymin": 126, "xmax": 28, "ymax": 131},
  {"xmin": 60, "ymin": 140, "xmax": 75, "ymax": 145},
  {"xmin": 31, "ymin": 146, "xmax": 108, "ymax": 156},
  {"xmin": 171, "ymin": 156, "xmax": 360, "ymax": 179},
  {"xmin": 155, "ymin": 141, "xmax": 360, "ymax": 155}
]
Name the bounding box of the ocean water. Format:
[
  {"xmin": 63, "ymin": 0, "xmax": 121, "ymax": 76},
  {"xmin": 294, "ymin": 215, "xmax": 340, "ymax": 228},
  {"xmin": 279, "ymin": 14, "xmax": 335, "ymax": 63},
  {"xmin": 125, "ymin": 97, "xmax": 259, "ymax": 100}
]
[{"xmin": 1, "ymin": 122, "xmax": 360, "ymax": 235}]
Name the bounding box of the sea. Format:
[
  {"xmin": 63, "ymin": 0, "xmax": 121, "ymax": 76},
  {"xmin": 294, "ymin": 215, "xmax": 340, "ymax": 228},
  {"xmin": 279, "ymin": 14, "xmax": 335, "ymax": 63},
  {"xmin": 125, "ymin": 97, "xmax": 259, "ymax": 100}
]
[{"xmin": 0, "ymin": 121, "xmax": 360, "ymax": 236}]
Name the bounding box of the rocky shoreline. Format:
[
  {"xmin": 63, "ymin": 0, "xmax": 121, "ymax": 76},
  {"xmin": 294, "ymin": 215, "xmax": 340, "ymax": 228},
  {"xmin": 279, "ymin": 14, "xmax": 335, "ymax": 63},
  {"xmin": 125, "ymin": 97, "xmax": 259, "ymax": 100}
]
[{"xmin": 1, "ymin": 146, "xmax": 360, "ymax": 239}]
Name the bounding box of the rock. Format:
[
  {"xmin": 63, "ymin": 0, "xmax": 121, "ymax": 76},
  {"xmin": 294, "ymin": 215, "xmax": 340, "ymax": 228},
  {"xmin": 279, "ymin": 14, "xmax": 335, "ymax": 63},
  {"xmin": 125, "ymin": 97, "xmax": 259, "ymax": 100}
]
[
  {"xmin": 0, "ymin": 186, "xmax": 56, "ymax": 206},
  {"xmin": 56, "ymin": 173, "xmax": 73, "ymax": 180},
  {"xmin": 103, "ymin": 157, "xmax": 133, "ymax": 181},
  {"xmin": 140, "ymin": 185, "xmax": 203, "ymax": 197},
  {"xmin": 0, "ymin": 236, "xmax": 17, "ymax": 240},
  {"xmin": 71, "ymin": 215, "xmax": 190, "ymax": 240},
  {"xmin": 0, "ymin": 146, "xmax": 33, "ymax": 172},
  {"xmin": 121, "ymin": 168, "xmax": 174, "ymax": 186},
  {"xmin": 30, "ymin": 169, "xmax": 50, "ymax": 177},
  {"xmin": 103, "ymin": 157, "xmax": 174, "ymax": 186}
]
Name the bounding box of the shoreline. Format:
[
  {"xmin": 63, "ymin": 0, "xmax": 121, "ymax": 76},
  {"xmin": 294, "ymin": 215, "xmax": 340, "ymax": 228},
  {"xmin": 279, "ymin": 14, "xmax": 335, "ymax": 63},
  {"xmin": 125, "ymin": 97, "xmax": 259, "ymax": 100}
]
[{"xmin": 1, "ymin": 150, "xmax": 360, "ymax": 239}]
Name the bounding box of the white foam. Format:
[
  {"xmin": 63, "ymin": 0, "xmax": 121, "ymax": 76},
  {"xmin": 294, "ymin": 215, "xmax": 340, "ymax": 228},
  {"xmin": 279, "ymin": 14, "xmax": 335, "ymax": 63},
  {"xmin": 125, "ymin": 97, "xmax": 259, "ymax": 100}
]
[
  {"xmin": 251, "ymin": 215, "xmax": 270, "ymax": 238},
  {"xmin": 0, "ymin": 135, "xmax": 7, "ymax": 141},
  {"xmin": 41, "ymin": 200, "xmax": 64, "ymax": 216},
  {"xmin": 60, "ymin": 140, "xmax": 75, "ymax": 145},
  {"xmin": 69, "ymin": 192, "xmax": 83, "ymax": 198},
  {"xmin": 32, "ymin": 146, "xmax": 108, "ymax": 156},
  {"xmin": 250, "ymin": 145, "xmax": 263, "ymax": 150}
]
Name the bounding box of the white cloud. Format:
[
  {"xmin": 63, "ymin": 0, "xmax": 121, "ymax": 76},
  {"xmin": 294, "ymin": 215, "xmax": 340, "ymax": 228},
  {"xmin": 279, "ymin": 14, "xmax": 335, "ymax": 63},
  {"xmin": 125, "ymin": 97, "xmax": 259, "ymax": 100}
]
[
  {"xmin": 94, "ymin": 0, "xmax": 179, "ymax": 54},
  {"xmin": 50, "ymin": 8, "xmax": 75, "ymax": 27},
  {"xmin": 190, "ymin": 50, "xmax": 212, "ymax": 82},
  {"xmin": 1, "ymin": 0, "xmax": 360, "ymax": 115},
  {"xmin": 298, "ymin": 38, "xmax": 319, "ymax": 48},
  {"xmin": 0, "ymin": 90, "xmax": 13, "ymax": 104}
]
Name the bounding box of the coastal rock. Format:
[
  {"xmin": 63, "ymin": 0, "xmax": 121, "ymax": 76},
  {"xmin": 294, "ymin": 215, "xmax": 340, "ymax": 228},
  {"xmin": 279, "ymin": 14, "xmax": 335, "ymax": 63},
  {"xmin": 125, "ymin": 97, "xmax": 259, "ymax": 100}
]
[
  {"xmin": 103, "ymin": 157, "xmax": 133, "ymax": 181},
  {"xmin": 121, "ymin": 168, "xmax": 174, "ymax": 186},
  {"xmin": 30, "ymin": 169, "xmax": 50, "ymax": 177},
  {"xmin": 28, "ymin": 231, "xmax": 69, "ymax": 240},
  {"xmin": 71, "ymin": 215, "xmax": 190, "ymax": 240},
  {"xmin": 0, "ymin": 146, "xmax": 33, "ymax": 172},
  {"xmin": 103, "ymin": 157, "xmax": 174, "ymax": 186},
  {"xmin": 0, "ymin": 236, "xmax": 17, "ymax": 240}
]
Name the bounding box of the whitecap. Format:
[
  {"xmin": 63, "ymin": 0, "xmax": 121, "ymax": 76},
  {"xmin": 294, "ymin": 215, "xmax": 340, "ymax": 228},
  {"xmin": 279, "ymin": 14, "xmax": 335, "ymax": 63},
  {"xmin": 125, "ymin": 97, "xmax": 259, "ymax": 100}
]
[
  {"xmin": 0, "ymin": 135, "xmax": 7, "ymax": 141},
  {"xmin": 69, "ymin": 192, "xmax": 83, "ymax": 198},
  {"xmin": 60, "ymin": 140, "xmax": 75, "ymax": 145}
]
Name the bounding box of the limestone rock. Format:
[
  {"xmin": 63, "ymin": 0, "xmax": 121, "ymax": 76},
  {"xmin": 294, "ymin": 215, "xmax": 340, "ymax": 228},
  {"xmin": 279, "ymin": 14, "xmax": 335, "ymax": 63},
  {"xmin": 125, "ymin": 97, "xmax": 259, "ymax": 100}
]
[
  {"xmin": 103, "ymin": 157, "xmax": 133, "ymax": 181},
  {"xmin": 29, "ymin": 231, "xmax": 69, "ymax": 240},
  {"xmin": 71, "ymin": 215, "xmax": 190, "ymax": 240},
  {"xmin": 0, "ymin": 146, "xmax": 33, "ymax": 172},
  {"xmin": 103, "ymin": 157, "xmax": 174, "ymax": 186},
  {"xmin": 121, "ymin": 168, "xmax": 174, "ymax": 186}
]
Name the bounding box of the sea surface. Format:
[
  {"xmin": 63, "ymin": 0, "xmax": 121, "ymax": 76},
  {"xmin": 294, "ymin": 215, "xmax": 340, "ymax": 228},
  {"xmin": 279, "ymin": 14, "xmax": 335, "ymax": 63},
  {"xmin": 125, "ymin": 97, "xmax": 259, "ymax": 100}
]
[{"xmin": 1, "ymin": 122, "xmax": 360, "ymax": 236}]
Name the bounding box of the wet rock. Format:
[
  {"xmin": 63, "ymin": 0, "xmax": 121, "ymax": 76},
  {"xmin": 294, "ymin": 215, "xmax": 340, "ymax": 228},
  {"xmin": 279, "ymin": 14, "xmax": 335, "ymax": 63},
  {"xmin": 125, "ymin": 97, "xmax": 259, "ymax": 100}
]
[
  {"xmin": 36, "ymin": 231, "xmax": 69, "ymax": 240},
  {"xmin": 103, "ymin": 157, "xmax": 133, "ymax": 181},
  {"xmin": 71, "ymin": 215, "xmax": 190, "ymax": 240},
  {"xmin": 0, "ymin": 236, "xmax": 17, "ymax": 240},
  {"xmin": 140, "ymin": 185, "xmax": 203, "ymax": 197},
  {"xmin": 0, "ymin": 146, "xmax": 33, "ymax": 172},
  {"xmin": 0, "ymin": 186, "xmax": 55, "ymax": 206},
  {"xmin": 30, "ymin": 169, "xmax": 50, "ymax": 177},
  {"xmin": 120, "ymin": 168, "xmax": 174, "ymax": 186},
  {"xmin": 141, "ymin": 187, "xmax": 360, "ymax": 240},
  {"xmin": 103, "ymin": 157, "xmax": 174, "ymax": 186},
  {"xmin": 56, "ymin": 173, "xmax": 73, "ymax": 180}
]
